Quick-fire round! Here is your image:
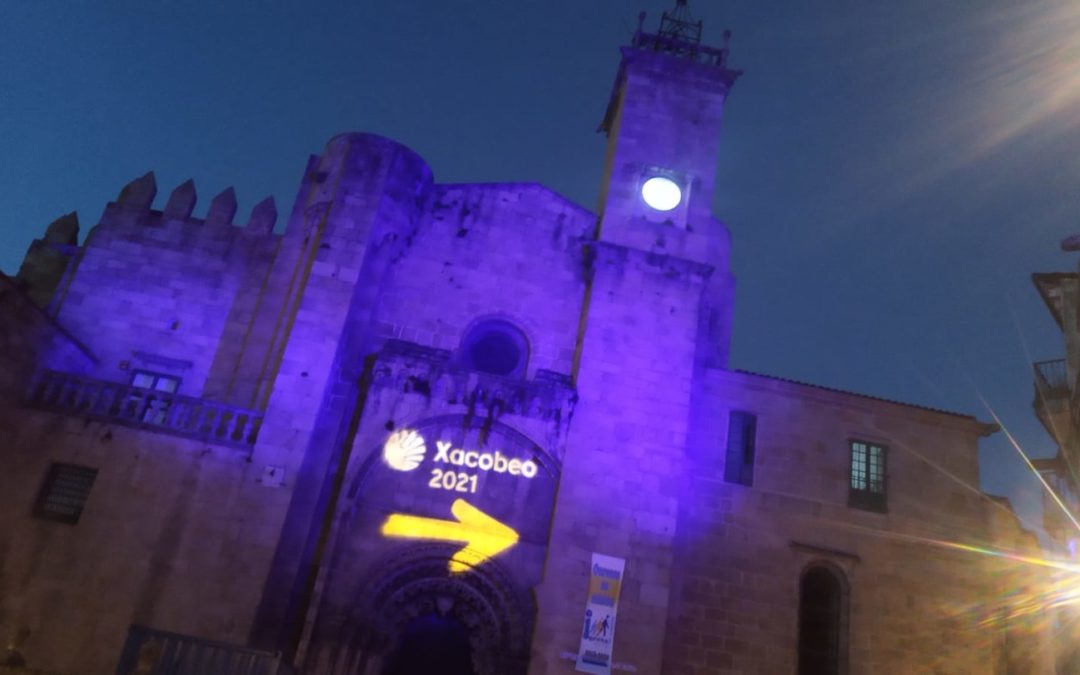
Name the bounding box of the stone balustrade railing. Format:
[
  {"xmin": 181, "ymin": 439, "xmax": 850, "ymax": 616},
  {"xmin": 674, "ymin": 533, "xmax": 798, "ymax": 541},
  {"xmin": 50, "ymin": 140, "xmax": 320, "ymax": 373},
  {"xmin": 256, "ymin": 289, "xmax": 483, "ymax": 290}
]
[{"xmin": 26, "ymin": 370, "xmax": 262, "ymax": 449}]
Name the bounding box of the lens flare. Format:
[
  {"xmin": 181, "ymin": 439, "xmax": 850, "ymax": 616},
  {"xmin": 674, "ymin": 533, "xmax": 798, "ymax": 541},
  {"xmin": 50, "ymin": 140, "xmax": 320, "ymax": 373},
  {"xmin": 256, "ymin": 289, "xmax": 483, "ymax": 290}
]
[
  {"xmin": 980, "ymin": 398, "xmax": 1080, "ymax": 537},
  {"xmin": 973, "ymin": 3, "xmax": 1080, "ymax": 154},
  {"xmin": 813, "ymin": 518, "xmax": 1080, "ymax": 631}
]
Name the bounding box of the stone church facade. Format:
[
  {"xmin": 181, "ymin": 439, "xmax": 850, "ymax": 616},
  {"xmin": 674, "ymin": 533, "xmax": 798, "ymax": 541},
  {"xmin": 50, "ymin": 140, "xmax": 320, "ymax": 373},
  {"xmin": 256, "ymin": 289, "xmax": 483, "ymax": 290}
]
[{"xmin": 0, "ymin": 12, "xmax": 1055, "ymax": 675}]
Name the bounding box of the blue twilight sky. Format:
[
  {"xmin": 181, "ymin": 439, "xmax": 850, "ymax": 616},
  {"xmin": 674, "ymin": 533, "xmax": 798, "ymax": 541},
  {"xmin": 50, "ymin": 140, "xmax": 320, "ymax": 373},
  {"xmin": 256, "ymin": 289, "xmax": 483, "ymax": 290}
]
[{"xmin": 2, "ymin": 2, "xmax": 1079, "ymax": 534}]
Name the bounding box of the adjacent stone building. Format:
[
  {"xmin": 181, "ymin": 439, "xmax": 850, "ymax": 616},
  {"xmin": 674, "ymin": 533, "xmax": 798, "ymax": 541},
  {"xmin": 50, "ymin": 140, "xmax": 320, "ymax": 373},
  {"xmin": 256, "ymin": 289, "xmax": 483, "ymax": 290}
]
[
  {"xmin": 1028, "ymin": 239, "xmax": 1080, "ymax": 674},
  {"xmin": 0, "ymin": 8, "xmax": 1055, "ymax": 675}
]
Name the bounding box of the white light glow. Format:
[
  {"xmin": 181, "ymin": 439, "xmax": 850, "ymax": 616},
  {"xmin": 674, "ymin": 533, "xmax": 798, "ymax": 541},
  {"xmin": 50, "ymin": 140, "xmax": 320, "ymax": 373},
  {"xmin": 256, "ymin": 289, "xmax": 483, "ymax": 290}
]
[
  {"xmin": 383, "ymin": 429, "xmax": 426, "ymax": 471},
  {"xmin": 641, "ymin": 176, "xmax": 682, "ymax": 211}
]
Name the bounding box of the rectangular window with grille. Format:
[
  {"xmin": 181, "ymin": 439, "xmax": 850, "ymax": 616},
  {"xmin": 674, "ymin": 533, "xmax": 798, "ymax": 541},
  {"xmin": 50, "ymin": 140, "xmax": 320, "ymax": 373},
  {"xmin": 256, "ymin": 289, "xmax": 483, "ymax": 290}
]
[
  {"xmin": 34, "ymin": 463, "xmax": 98, "ymax": 524},
  {"xmin": 724, "ymin": 411, "xmax": 757, "ymax": 486},
  {"xmin": 849, "ymin": 440, "xmax": 887, "ymax": 512}
]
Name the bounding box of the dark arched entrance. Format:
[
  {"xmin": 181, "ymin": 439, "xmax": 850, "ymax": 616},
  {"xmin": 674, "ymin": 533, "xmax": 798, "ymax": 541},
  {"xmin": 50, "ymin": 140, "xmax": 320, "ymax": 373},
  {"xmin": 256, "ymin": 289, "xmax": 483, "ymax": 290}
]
[
  {"xmin": 798, "ymin": 565, "xmax": 847, "ymax": 675},
  {"xmin": 363, "ymin": 546, "xmax": 532, "ymax": 675},
  {"xmin": 382, "ymin": 613, "xmax": 476, "ymax": 675},
  {"xmin": 297, "ymin": 545, "xmax": 533, "ymax": 674}
]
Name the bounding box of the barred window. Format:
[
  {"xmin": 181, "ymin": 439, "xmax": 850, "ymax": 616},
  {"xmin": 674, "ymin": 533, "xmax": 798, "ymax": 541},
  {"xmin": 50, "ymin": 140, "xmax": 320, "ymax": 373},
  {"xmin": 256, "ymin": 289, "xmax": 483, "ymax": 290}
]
[
  {"xmin": 724, "ymin": 411, "xmax": 757, "ymax": 486},
  {"xmin": 34, "ymin": 463, "xmax": 98, "ymax": 524},
  {"xmin": 849, "ymin": 440, "xmax": 887, "ymax": 512}
]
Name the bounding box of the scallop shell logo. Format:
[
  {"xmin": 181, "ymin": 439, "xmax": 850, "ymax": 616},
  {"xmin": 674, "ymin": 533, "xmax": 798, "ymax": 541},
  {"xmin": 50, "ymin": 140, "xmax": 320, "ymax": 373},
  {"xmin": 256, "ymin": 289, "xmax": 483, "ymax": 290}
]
[{"xmin": 383, "ymin": 429, "xmax": 427, "ymax": 472}]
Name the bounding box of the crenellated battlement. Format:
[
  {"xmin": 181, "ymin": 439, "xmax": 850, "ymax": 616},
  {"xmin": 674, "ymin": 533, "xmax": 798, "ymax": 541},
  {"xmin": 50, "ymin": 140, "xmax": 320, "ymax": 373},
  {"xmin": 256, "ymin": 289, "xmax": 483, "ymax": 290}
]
[
  {"xmin": 97, "ymin": 171, "xmax": 281, "ymax": 241},
  {"xmin": 15, "ymin": 212, "xmax": 80, "ymax": 311},
  {"xmin": 14, "ymin": 172, "xmax": 290, "ymax": 363},
  {"xmin": 17, "ymin": 169, "xmax": 298, "ymax": 405}
]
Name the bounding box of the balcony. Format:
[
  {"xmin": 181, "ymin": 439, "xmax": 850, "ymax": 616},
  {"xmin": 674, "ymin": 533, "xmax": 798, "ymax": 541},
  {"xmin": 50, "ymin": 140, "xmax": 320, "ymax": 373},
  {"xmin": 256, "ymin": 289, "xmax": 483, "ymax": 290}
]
[
  {"xmin": 26, "ymin": 370, "xmax": 262, "ymax": 449},
  {"xmin": 115, "ymin": 625, "xmax": 295, "ymax": 675},
  {"xmin": 1034, "ymin": 358, "xmax": 1075, "ymax": 449}
]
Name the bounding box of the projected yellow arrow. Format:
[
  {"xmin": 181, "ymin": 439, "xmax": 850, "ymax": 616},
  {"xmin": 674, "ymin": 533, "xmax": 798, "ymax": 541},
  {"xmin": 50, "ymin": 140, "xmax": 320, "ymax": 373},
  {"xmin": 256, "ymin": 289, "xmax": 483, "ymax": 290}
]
[{"xmin": 381, "ymin": 498, "xmax": 519, "ymax": 573}]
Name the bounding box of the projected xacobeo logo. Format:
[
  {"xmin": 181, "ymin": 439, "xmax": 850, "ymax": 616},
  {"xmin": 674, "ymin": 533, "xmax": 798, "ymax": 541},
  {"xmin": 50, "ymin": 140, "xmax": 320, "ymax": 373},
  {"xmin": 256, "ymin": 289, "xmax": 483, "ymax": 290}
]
[
  {"xmin": 382, "ymin": 429, "xmax": 427, "ymax": 471},
  {"xmin": 381, "ymin": 428, "xmax": 539, "ymax": 495},
  {"xmin": 380, "ymin": 427, "xmax": 527, "ymax": 572}
]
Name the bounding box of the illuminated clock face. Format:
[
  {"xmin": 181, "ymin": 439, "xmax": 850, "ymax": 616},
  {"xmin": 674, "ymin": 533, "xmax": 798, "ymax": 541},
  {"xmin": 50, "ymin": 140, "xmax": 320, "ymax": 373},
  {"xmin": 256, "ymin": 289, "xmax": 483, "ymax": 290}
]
[{"xmin": 641, "ymin": 176, "xmax": 682, "ymax": 211}]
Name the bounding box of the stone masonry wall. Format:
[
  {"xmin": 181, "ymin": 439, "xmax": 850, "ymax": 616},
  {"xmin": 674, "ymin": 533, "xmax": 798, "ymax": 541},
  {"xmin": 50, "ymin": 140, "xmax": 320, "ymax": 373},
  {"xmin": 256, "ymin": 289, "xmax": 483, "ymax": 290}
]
[
  {"xmin": 0, "ymin": 411, "xmax": 294, "ymax": 675},
  {"xmin": 598, "ymin": 49, "xmax": 737, "ymax": 268},
  {"xmin": 203, "ymin": 157, "xmax": 319, "ymax": 411},
  {"xmin": 371, "ymin": 182, "xmax": 594, "ymax": 376},
  {"xmin": 14, "ymin": 212, "xmax": 80, "ymax": 312},
  {"xmin": 51, "ymin": 175, "xmax": 280, "ymax": 400},
  {"xmin": 0, "ymin": 274, "xmax": 95, "ymax": 403},
  {"xmin": 248, "ymin": 133, "xmax": 435, "ymax": 651},
  {"xmin": 531, "ymin": 244, "xmax": 711, "ymax": 675},
  {"xmin": 0, "ymin": 134, "xmax": 604, "ymax": 674},
  {"xmin": 0, "ymin": 69, "xmax": 1055, "ymax": 673},
  {"xmin": 661, "ymin": 369, "xmax": 1044, "ymax": 674}
]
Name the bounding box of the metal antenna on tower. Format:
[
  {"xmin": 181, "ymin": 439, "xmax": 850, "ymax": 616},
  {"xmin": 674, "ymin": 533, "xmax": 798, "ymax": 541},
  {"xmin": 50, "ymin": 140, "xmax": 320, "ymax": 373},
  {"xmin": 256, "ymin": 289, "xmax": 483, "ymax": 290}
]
[
  {"xmin": 624, "ymin": 0, "xmax": 738, "ymax": 75},
  {"xmin": 657, "ymin": 0, "xmax": 702, "ymax": 46}
]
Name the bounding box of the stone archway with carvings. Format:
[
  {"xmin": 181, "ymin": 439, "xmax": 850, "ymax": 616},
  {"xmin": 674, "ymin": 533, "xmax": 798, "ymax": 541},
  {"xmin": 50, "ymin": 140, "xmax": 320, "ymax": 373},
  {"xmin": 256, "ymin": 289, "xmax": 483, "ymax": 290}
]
[
  {"xmin": 300, "ymin": 543, "xmax": 535, "ymax": 675},
  {"xmin": 299, "ymin": 413, "xmax": 558, "ymax": 675},
  {"xmin": 362, "ymin": 543, "xmax": 535, "ymax": 675},
  {"xmin": 298, "ymin": 340, "xmax": 574, "ymax": 674}
]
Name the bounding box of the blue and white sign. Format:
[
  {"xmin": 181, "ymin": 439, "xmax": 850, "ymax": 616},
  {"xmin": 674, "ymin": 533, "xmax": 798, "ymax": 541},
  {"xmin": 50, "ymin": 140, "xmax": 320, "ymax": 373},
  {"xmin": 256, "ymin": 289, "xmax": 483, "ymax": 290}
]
[{"xmin": 576, "ymin": 553, "xmax": 626, "ymax": 674}]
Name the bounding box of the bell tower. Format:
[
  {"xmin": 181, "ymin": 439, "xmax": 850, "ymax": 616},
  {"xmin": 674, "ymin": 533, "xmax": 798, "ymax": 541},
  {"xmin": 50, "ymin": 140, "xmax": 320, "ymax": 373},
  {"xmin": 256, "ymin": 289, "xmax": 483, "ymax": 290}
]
[
  {"xmin": 532, "ymin": 6, "xmax": 742, "ymax": 673},
  {"xmin": 596, "ymin": 1, "xmax": 741, "ymax": 267}
]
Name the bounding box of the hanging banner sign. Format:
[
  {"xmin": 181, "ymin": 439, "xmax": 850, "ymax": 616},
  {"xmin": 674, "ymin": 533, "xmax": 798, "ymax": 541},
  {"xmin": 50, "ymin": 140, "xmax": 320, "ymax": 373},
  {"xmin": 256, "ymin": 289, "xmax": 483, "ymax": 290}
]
[{"xmin": 576, "ymin": 553, "xmax": 626, "ymax": 674}]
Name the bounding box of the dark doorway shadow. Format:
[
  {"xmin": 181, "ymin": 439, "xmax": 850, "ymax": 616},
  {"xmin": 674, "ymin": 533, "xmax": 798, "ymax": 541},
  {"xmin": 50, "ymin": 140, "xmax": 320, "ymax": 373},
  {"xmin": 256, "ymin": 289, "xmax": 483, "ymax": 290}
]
[{"xmin": 382, "ymin": 613, "xmax": 476, "ymax": 675}]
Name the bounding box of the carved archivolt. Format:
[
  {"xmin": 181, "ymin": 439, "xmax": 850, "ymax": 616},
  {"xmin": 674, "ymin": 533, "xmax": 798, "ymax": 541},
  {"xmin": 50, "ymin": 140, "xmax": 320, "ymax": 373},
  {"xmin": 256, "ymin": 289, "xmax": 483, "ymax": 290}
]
[{"xmin": 312, "ymin": 544, "xmax": 534, "ymax": 675}]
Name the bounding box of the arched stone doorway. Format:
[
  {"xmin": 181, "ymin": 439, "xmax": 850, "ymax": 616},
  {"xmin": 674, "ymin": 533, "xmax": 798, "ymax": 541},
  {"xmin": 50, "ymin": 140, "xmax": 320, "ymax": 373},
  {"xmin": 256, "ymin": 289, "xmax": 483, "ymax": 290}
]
[
  {"xmin": 366, "ymin": 545, "xmax": 533, "ymax": 675},
  {"xmin": 304, "ymin": 544, "xmax": 534, "ymax": 675},
  {"xmin": 299, "ymin": 404, "xmax": 563, "ymax": 674}
]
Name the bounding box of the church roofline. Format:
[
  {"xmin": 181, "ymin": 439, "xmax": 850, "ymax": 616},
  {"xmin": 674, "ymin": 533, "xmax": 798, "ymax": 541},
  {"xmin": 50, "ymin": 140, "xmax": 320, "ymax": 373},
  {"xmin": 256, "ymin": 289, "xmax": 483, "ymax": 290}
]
[
  {"xmin": 730, "ymin": 368, "xmax": 997, "ymax": 434},
  {"xmin": 435, "ymin": 181, "xmax": 595, "ymax": 219}
]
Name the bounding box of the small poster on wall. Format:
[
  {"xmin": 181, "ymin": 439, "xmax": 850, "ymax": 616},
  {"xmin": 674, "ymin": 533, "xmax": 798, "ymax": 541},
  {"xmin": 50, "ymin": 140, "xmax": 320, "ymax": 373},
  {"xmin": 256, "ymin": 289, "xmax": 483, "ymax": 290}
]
[{"xmin": 576, "ymin": 553, "xmax": 626, "ymax": 674}]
